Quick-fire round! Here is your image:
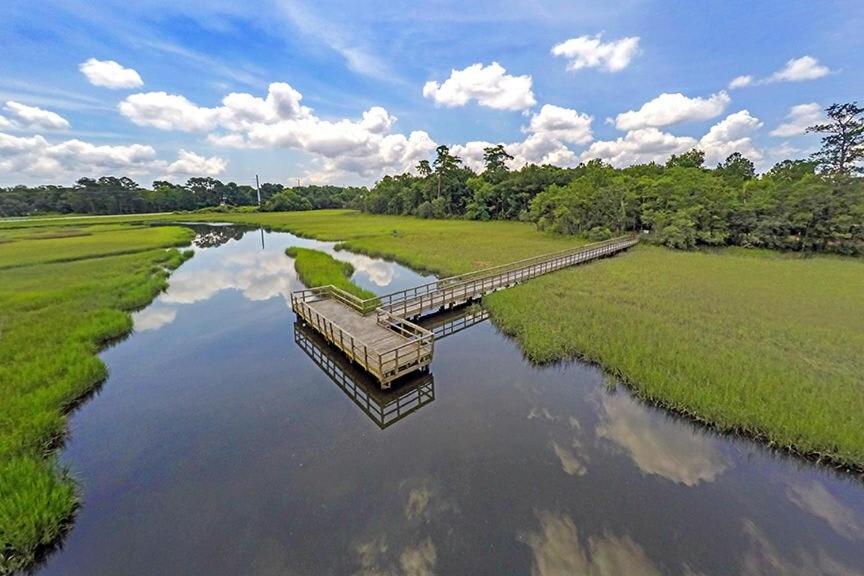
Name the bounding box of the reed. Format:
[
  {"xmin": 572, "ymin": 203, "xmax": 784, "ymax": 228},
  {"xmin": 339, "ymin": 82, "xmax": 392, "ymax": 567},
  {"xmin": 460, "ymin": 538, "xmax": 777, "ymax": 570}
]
[
  {"xmin": 0, "ymin": 224, "xmax": 193, "ymax": 572},
  {"xmin": 285, "ymin": 247, "xmax": 376, "ymax": 300}
]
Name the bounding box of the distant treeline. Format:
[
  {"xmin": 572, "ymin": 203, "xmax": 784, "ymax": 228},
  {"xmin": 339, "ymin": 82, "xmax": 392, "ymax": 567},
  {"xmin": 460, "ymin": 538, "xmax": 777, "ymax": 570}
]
[
  {"xmin": 360, "ymin": 148, "xmax": 864, "ymax": 254},
  {"xmin": 357, "ymin": 102, "xmax": 863, "ymax": 254},
  {"xmin": 2, "ymin": 102, "xmax": 861, "ymax": 254},
  {"xmin": 0, "ymin": 176, "xmax": 366, "ymax": 217}
]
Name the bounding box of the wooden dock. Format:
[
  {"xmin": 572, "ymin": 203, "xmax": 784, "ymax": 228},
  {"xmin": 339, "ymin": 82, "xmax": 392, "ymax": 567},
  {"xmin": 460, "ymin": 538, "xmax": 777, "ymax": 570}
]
[{"xmin": 291, "ymin": 234, "xmax": 638, "ymax": 387}]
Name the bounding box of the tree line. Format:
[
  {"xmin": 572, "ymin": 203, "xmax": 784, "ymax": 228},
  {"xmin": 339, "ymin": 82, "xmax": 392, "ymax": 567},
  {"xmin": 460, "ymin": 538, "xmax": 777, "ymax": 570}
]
[
  {"xmin": 0, "ymin": 176, "xmax": 365, "ymax": 217},
  {"xmin": 357, "ymin": 102, "xmax": 863, "ymax": 254},
  {"xmin": 2, "ymin": 102, "xmax": 861, "ymax": 254}
]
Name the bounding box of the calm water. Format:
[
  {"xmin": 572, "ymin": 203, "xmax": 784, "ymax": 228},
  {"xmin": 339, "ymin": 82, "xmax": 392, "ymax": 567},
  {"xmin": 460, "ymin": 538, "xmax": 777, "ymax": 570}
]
[{"xmin": 37, "ymin": 226, "xmax": 864, "ymax": 575}]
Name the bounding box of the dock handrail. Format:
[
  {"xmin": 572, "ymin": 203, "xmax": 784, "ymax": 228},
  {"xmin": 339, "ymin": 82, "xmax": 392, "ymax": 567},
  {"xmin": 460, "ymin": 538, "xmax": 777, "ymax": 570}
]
[
  {"xmin": 291, "ymin": 232, "xmax": 638, "ymax": 386},
  {"xmin": 291, "ymin": 234, "xmax": 638, "ymax": 317},
  {"xmin": 291, "ymin": 293, "xmax": 434, "ymax": 382}
]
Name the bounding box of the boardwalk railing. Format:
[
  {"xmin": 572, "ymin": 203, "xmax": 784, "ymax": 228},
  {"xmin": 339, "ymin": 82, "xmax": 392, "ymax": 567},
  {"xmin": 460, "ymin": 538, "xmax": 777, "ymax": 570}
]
[
  {"xmin": 380, "ymin": 234, "xmax": 639, "ymax": 318},
  {"xmin": 291, "ymin": 233, "xmax": 638, "ymax": 386},
  {"xmin": 290, "ymin": 294, "xmax": 434, "ymax": 384},
  {"xmin": 291, "ymin": 235, "xmax": 638, "ymax": 318}
]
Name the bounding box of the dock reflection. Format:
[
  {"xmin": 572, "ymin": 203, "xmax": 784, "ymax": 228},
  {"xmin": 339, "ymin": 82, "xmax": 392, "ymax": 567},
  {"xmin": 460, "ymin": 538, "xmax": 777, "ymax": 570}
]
[
  {"xmin": 294, "ymin": 304, "xmax": 490, "ymax": 428},
  {"xmin": 294, "ymin": 322, "xmax": 435, "ymax": 429}
]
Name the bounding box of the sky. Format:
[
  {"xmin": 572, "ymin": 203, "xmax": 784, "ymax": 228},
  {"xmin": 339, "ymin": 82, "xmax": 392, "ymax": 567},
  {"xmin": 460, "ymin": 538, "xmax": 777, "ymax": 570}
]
[{"xmin": 0, "ymin": 0, "xmax": 861, "ymax": 187}]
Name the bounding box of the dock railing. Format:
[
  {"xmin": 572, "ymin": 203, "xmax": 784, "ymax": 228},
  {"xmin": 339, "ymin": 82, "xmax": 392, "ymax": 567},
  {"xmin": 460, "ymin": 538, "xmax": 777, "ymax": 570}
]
[
  {"xmin": 290, "ymin": 294, "xmax": 434, "ymax": 384},
  {"xmin": 291, "ymin": 233, "xmax": 638, "ymax": 386},
  {"xmin": 291, "ymin": 234, "xmax": 638, "ymax": 318}
]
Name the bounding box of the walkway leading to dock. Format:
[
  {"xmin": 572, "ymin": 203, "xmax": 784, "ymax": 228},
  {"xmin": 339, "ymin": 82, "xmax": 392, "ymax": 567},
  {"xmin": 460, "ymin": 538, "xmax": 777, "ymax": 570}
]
[{"xmin": 291, "ymin": 234, "xmax": 639, "ymax": 387}]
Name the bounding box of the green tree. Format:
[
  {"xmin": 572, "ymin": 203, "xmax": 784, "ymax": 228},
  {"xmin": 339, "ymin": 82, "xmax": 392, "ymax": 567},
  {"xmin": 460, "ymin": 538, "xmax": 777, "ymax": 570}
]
[
  {"xmin": 666, "ymin": 149, "xmax": 705, "ymax": 169},
  {"xmin": 807, "ymin": 102, "xmax": 864, "ymax": 175},
  {"xmin": 482, "ymin": 144, "xmax": 513, "ymax": 179},
  {"xmin": 715, "ymin": 152, "xmax": 755, "ymax": 185}
]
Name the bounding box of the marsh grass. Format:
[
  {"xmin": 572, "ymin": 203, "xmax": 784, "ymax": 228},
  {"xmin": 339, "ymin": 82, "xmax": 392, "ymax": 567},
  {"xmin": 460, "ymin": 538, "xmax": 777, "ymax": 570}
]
[
  {"xmin": 0, "ymin": 225, "xmax": 191, "ymax": 269},
  {"xmin": 6, "ymin": 210, "xmax": 586, "ymax": 275},
  {"xmin": 484, "ymin": 245, "xmax": 864, "ymax": 469},
  {"xmin": 0, "ymin": 225, "xmax": 193, "ymax": 572},
  {"xmin": 286, "ymin": 247, "xmax": 376, "ymax": 300}
]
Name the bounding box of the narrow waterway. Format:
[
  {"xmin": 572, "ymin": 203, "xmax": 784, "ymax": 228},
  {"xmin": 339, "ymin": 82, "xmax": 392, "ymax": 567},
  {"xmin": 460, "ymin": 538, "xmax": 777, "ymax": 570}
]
[{"xmin": 38, "ymin": 225, "xmax": 864, "ymax": 575}]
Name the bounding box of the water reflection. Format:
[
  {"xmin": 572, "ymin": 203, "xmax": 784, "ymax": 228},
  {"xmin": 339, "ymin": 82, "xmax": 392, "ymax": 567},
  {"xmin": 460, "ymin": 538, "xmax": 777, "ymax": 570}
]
[
  {"xmin": 786, "ymin": 480, "xmax": 864, "ymax": 541},
  {"xmin": 38, "ymin": 225, "xmax": 864, "ymax": 576},
  {"xmin": 741, "ymin": 519, "xmax": 864, "ymax": 576},
  {"xmin": 520, "ymin": 511, "xmax": 661, "ymax": 576},
  {"xmin": 132, "ymin": 306, "xmax": 177, "ymax": 331},
  {"xmin": 294, "ymin": 321, "xmax": 435, "ymax": 429},
  {"xmin": 188, "ymin": 224, "xmax": 246, "ymax": 249},
  {"xmin": 595, "ymin": 391, "xmax": 728, "ymax": 486}
]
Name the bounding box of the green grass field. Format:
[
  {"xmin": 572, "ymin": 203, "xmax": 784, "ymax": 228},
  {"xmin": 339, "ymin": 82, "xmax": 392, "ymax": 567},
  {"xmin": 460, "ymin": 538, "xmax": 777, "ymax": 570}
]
[
  {"xmin": 2, "ymin": 209, "xmax": 863, "ymax": 570},
  {"xmin": 485, "ymin": 245, "xmax": 864, "ymax": 467},
  {"xmin": 2, "ymin": 210, "xmax": 588, "ymax": 275},
  {"xmin": 0, "ymin": 224, "xmax": 193, "ymax": 572},
  {"xmin": 285, "ymin": 247, "xmax": 376, "ymax": 299}
]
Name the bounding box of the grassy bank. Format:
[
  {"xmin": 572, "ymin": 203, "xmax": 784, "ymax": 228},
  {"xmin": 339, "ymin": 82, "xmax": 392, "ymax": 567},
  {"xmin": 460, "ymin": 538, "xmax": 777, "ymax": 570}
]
[
  {"xmin": 0, "ymin": 224, "xmax": 193, "ymax": 573},
  {"xmin": 286, "ymin": 247, "xmax": 376, "ymax": 299},
  {"xmin": 485, "ymin": 245, "xmax": 864, "ymax": 469}
]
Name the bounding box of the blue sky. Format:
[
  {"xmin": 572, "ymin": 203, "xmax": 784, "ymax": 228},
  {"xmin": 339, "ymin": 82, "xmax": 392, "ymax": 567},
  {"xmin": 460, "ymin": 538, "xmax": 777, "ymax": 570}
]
[{"xmin": 0, "ymin": 0, "xmax": 861, "ymax": 186}]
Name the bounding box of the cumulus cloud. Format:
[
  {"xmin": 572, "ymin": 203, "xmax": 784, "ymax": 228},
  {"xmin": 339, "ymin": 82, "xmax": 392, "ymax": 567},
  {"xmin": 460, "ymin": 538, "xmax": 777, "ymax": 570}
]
[
  {"xmin": 165, "ymin": 149, "xmax": 227, "ymax": 176},
  {"xmin": 2, "ymin": 101, "xmax": 70, "ymax": 130},
  {"xmin": 698, "ymin": 110, "xmax": 763, "ymax": 165},
  {"xmin": 451, "ymin": 104, "xmax": 592, "ymax": 172},
  {"xmin": 527, "ymin": 104, "xmax": 593, "ymax": 144},
  {"xmin": 770, "ymin": 103, "xmax": 825, "ymax": 137},
  {"xmin": 732, "ymin": 56, "xmax": 832, "ymax": 89},
  {"xmin": 769, "ymin": 55, "xmax": 831, "ymax": 83},
  {"xmin": 581, "ymin": 128, "xmax": 696, "ymax": 168},
  {"xmin": 0, "ymin": 131, "xmax": 225, "ymax": 181},
  {"xmin": 422, "ymin": 62, "xmax": 536, "ymax": 111},
  {"xmin": 79, "ymin": 58, "xmax": 144, "ymax": 89},
  {"xmin": 728, "ymin": 75, "xmax": 753, "ymax": 89},
  {"xmin": 120, "ymin": 82, "xmax": 435, "ymax": 180},
  {"xmin": 551, "ymin": 34, "xmax": 640, "ymax": 73},
  {"xmin": 614, "ymin": 91, "xmax": 730, "ymax": 130}
]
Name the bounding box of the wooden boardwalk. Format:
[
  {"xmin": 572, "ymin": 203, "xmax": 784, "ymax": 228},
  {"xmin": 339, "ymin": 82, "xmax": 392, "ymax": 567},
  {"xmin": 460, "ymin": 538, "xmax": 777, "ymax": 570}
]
[{"xmin": 291, "ymin": 234, "xmax": 638, "ymax": 387}]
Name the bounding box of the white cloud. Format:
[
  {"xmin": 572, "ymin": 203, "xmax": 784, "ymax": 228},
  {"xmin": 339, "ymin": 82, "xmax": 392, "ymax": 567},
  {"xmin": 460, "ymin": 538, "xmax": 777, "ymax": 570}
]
[
  {"xmin": 527, "ymin": 104, "xmax": 593, "ymax": 144},
  {"xmin": 769, "ymin": 55, "xmax": 831, "ymax": 83},
  {"xmin": 769, "ymin": 103, "xmax": 825, "ymax": 137},
  {"xmin": 735, "ymin": 56, "xmax": 833, "ymax": 89},
  {"xmin": 119, "ymin": 92, "xmax": 220, "ymax": 131},
  {"xmin": 551, "ymin": 34, "xmax": 640, "ymax": 73},
  {"xmin": 79, "ymin": 58, "xmax": 144, "ymax": 89},
  {"xmin": 166, "ymin": 149, "xmax": 227, "ymax": 176},
  {"xmin": 121, "ymin": 82, "xmax": 435, "ymax": 180},
  {"xmin": 729, "ymin": 75, "xmax": 753, "ymax": 89},
  {"xmin": 699, "ymin": 110, "xmax": 763, "ymax": 165},
  {"xmin": 451, "ymin": 104, "xmax": 592, "ymax": 172},
  {"xmin": 3, "ymin": 101, "xmax": 70, "ymax": 130},
  {"xmin": 0, "ymin": 131, "xmax": 226, "ymax": 181},
  {"xmin": 614, "ymin": 91, "xmax": 730, "ymax": 130},
  {"xmin": 422, "ymin": 62, "xmax": 536, "ymax": 111},
  {"xmin": 581, "ymin": 128, "xmax": 696, "ymax": 167}
]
